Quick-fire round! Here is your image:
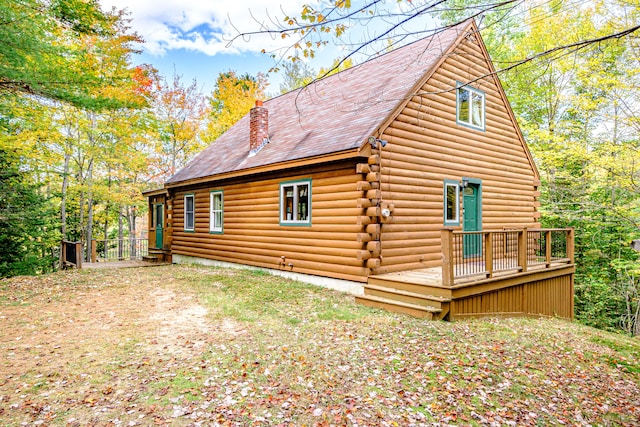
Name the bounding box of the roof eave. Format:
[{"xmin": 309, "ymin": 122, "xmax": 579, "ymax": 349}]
[
  {"xmin": 165, "ymin": 147, "xmax": 365, "ymax": 189},
  {"xmin": 142, "ymin": 188, "xmax": 168, "ymax": 197}
]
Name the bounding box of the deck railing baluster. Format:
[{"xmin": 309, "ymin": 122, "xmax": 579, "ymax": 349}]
[{"xmin": 94, "ymin": 238, "xmax": 149, "ymax": 262}]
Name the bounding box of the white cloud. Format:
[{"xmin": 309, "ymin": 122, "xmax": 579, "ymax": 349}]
[{"xmin": 100, "ymin": 0, "xmax": 316, "ymax": 57}]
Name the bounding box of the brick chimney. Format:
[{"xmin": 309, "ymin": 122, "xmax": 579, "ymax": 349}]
[{"xmin": 249, "ymin": 100, "xmax": 268, "ymax": 153}]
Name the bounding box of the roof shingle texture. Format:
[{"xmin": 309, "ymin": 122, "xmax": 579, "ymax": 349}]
[{"xmin": 167, "ymin": 24, "xmax": 466, "ymax": 185}]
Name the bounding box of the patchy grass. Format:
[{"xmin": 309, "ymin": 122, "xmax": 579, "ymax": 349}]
[{"xmin": 0, "ymin": 264, "xmax": 638, "ymax": 426}]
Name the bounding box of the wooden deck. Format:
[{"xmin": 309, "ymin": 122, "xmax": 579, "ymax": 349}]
[{"xmin": 357, "ymin": 259, "xmax": 575, "ymax": 320}]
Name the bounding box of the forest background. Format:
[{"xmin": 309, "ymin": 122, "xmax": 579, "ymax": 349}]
[{"xmin": 0, "ymin": 0, "xmax": 638, "ymax": 335}]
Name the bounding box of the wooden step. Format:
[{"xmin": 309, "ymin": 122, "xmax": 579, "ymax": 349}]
[
  {"xmin": 364, "ymin": 284, "xmax": 450, "ymax": 309},
  {"xmin": 143, "ymin": 255, "xmax": 161, "ymax": 263},
  {"xmin": 355, "ymin": 294, "xmax": 442, "ymax": 319},
  {"xmin": 368, "ymin": 276, "xmax": 452, "ymax": 298}
]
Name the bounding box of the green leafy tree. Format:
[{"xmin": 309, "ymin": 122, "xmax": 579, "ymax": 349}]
[{"xmin": 0, "ymin": 148, "xmax": 59, "ymax": 277}]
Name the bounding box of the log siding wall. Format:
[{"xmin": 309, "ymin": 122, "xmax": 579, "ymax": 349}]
[
  {"xmin": 376, "ymin": 32, "xmax": 539, "ymax": 274},
  {"xmin": 170, "ymin": 162, "xmax": 371, "ymax": 282}
]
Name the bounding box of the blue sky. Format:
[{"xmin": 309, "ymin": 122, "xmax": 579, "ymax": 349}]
[
  {"xmin": 100, "ymin": 0, "xmax": 339, "ymax": 95},
  {"xmin": 99, "ymin": 1, "xmax": 440, "ymax": 96}
]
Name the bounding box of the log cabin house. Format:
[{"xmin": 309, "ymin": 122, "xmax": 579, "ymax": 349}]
[{"xmin": 144, "ymin": 20, "xmax": 575, "ymax": 320}]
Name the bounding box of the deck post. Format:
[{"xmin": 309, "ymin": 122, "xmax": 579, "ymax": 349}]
[
  {"xmin": 518, "ymin": 228, "xmax": 528, "ymax": 272},
  {"xmin": 91, "ymin": 239, "xmax": 97, "ymax": 263},
  {"xmin": 441, "ymin": 228, "xmax": 454, "ymax": 286},
  {"xmin": 545, "ymin": 230, "xmax": 552, "ymax": 267},
  {"xmin": 566, "ymin": 227, "xmax": 575, "ymax": 263},
  {"xmin": 75, "ymin": 241, "xmax": 83, "ymax": 269},
  {"xmin": 484, "ymin": 231, "xmax": 493, "ymax": 278}
]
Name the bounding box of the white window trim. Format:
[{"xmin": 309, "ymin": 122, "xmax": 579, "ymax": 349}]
[
  {"xmin": 456, "ymin": 83, "xmax": 486, "ymax": 131},
  {"xmin": 184, "ymin": 194, "xmax": 195, "ymax": 232},
  {"xmin": 443, "ymin": 180, "xmax": 460, "ymax": 226},
  {"xmin": 209, "ymin": 190, "xmax": 223, "ymax": 233},
  {"xmin": 280, "ymin": 179, "xmax": 312, "ymax": 226}
]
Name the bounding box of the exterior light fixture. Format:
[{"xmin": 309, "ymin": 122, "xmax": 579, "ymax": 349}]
[
  {"xmin": 367, "ymin": 136, "xmax": 388, "ymax": 149},
  {"xmin": 460, "ymin": 177, "xmax": 470, "ymax": 189}
]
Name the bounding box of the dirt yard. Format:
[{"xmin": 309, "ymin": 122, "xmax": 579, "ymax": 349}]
[{"xmin": 0, "ymin": 266, "xmax": 245, "ymax": 426}]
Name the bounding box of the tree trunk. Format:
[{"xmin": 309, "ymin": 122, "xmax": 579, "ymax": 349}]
[
  {"xmin": 127, "ymin": 206, "xmax": 137, "ymax": 258},
  {"xmin": 59, "ymin": 146, "xmax": 71, "ymax": 268},
  {"xmin": 85, "ymin": 159, "xmax": 94, "ymax": 262},
  {"xmin": 104, "ymin": 169, "xmax": 111, "ymax": 240},
  {"xmin": 118, "ymin": 205, "xmax": 124, "ymax": 259}
]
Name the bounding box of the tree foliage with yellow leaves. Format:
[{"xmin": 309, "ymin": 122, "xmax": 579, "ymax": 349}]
[{"xmin": 204, "ymin": 71, "xmax": 268, "ymax": 142}]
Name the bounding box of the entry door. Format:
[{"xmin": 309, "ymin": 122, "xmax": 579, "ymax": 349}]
[
  {"xmin": 463, "ymin": 184, "xmax": 481, "ymax": 257},
  {"xmin": 154, "ymin": 204, "xmax": 164, "ymax": 249}
]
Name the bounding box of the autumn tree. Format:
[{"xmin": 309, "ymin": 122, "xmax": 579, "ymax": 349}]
[
  {"xmin": 0, "ymin": 0, "xmax": 143, "ymax": 110},
  {"xmin": 150, "ymin": 72, "xmax": 208, "ymax": 180},
  {"xmin": 204, "ymin": 71, "xmax": 268, "ymax": 142},
  {"xmin": 1, "ymin": 1, "xmax": 151, "ymax": 269}
]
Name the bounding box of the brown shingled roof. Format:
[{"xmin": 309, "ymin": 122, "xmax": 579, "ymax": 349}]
[{"xmin": 166, "ymin": 22, "xmax": 470, "ymax": 186}]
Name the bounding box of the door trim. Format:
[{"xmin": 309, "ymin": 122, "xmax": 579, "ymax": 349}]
[
  {"xmin": 462, "ymin": 178, "xmax": 482, "ymax": 258},
  {"xmin": 154, "ymin": 203, "xmax": 164, "ymax": 249}
]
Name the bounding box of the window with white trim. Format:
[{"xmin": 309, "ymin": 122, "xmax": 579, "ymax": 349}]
[
  {"xmin": 444, "ymin": 180, "xmax": 460, "ymax": 226},
  {"xmin": 280, "ymin": 179, "xmax": 311, "ymax": 226},
  {"xmin": 457, "ymin": 84, "xmax": 485, "ymax": 130},
  {"xmin": 210, "ymin": 191, "xmax": 223, "ymax": 233},
  {"xmin": 184, "ymin": 194, "xmax": 195, "ymax": 231}
]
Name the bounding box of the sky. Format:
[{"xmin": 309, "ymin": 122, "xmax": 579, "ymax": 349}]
[
  {"xmin": 98, "ymin": 1, "xmax": 440, "ymax": 96},
  {"xmin": 99, "ymin": 0, "xmax": 341, "ymax": 95}
]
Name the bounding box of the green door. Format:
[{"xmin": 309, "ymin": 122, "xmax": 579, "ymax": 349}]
[
  {"xmin": 154, "ymin": 204, "xmax": 163, "ymax": 249},
  {"xmin": 463, "ymin": 184, "xmax": 481, "ymax": 257}
]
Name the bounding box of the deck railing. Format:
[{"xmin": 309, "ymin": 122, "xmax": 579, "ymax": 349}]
[
  {"xmin": 92, "ymin": 238, "xmax": 148, "ymax": 262},
  {"xmin": 441, "ymin": 228, "xmax": 574, "ymax": 286}
]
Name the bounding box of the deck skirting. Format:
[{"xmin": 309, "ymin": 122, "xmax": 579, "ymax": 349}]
[{"xmin": 364, "ymin": 264, "xmax": 575, "ymax": 320}]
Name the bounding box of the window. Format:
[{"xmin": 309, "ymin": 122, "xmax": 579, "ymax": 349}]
[
  {"xmin": 280, "ymin": 179, "xmax": 311, "ymax": 226},
  {"xmin": 457, "ymin": 83, "xmax": 485, "ymax": 130},
  {"xmin": 443, "ymin": 180, "xmax": 460, "ymax": 226},
  {"xmin": 210, "ymin": 191, "xmax": 223, "ymax": 233},
  {"xmin": 184, "ymin": 194, "xmax": 195, "ymax": 231}
]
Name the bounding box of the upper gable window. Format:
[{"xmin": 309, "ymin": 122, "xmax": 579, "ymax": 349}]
[
  {"xmin": 280, "ymin": 179, "xmax": 311, "ymax": 226},
  {"xmin": 457, "ymin": 83, "xmax": 485, "ymax": 130}
]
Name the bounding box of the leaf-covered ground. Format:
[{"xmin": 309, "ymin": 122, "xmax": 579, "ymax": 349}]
[{"xmin": 0, "ymin": 265, "xmax": 638, "ymax": 426}]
